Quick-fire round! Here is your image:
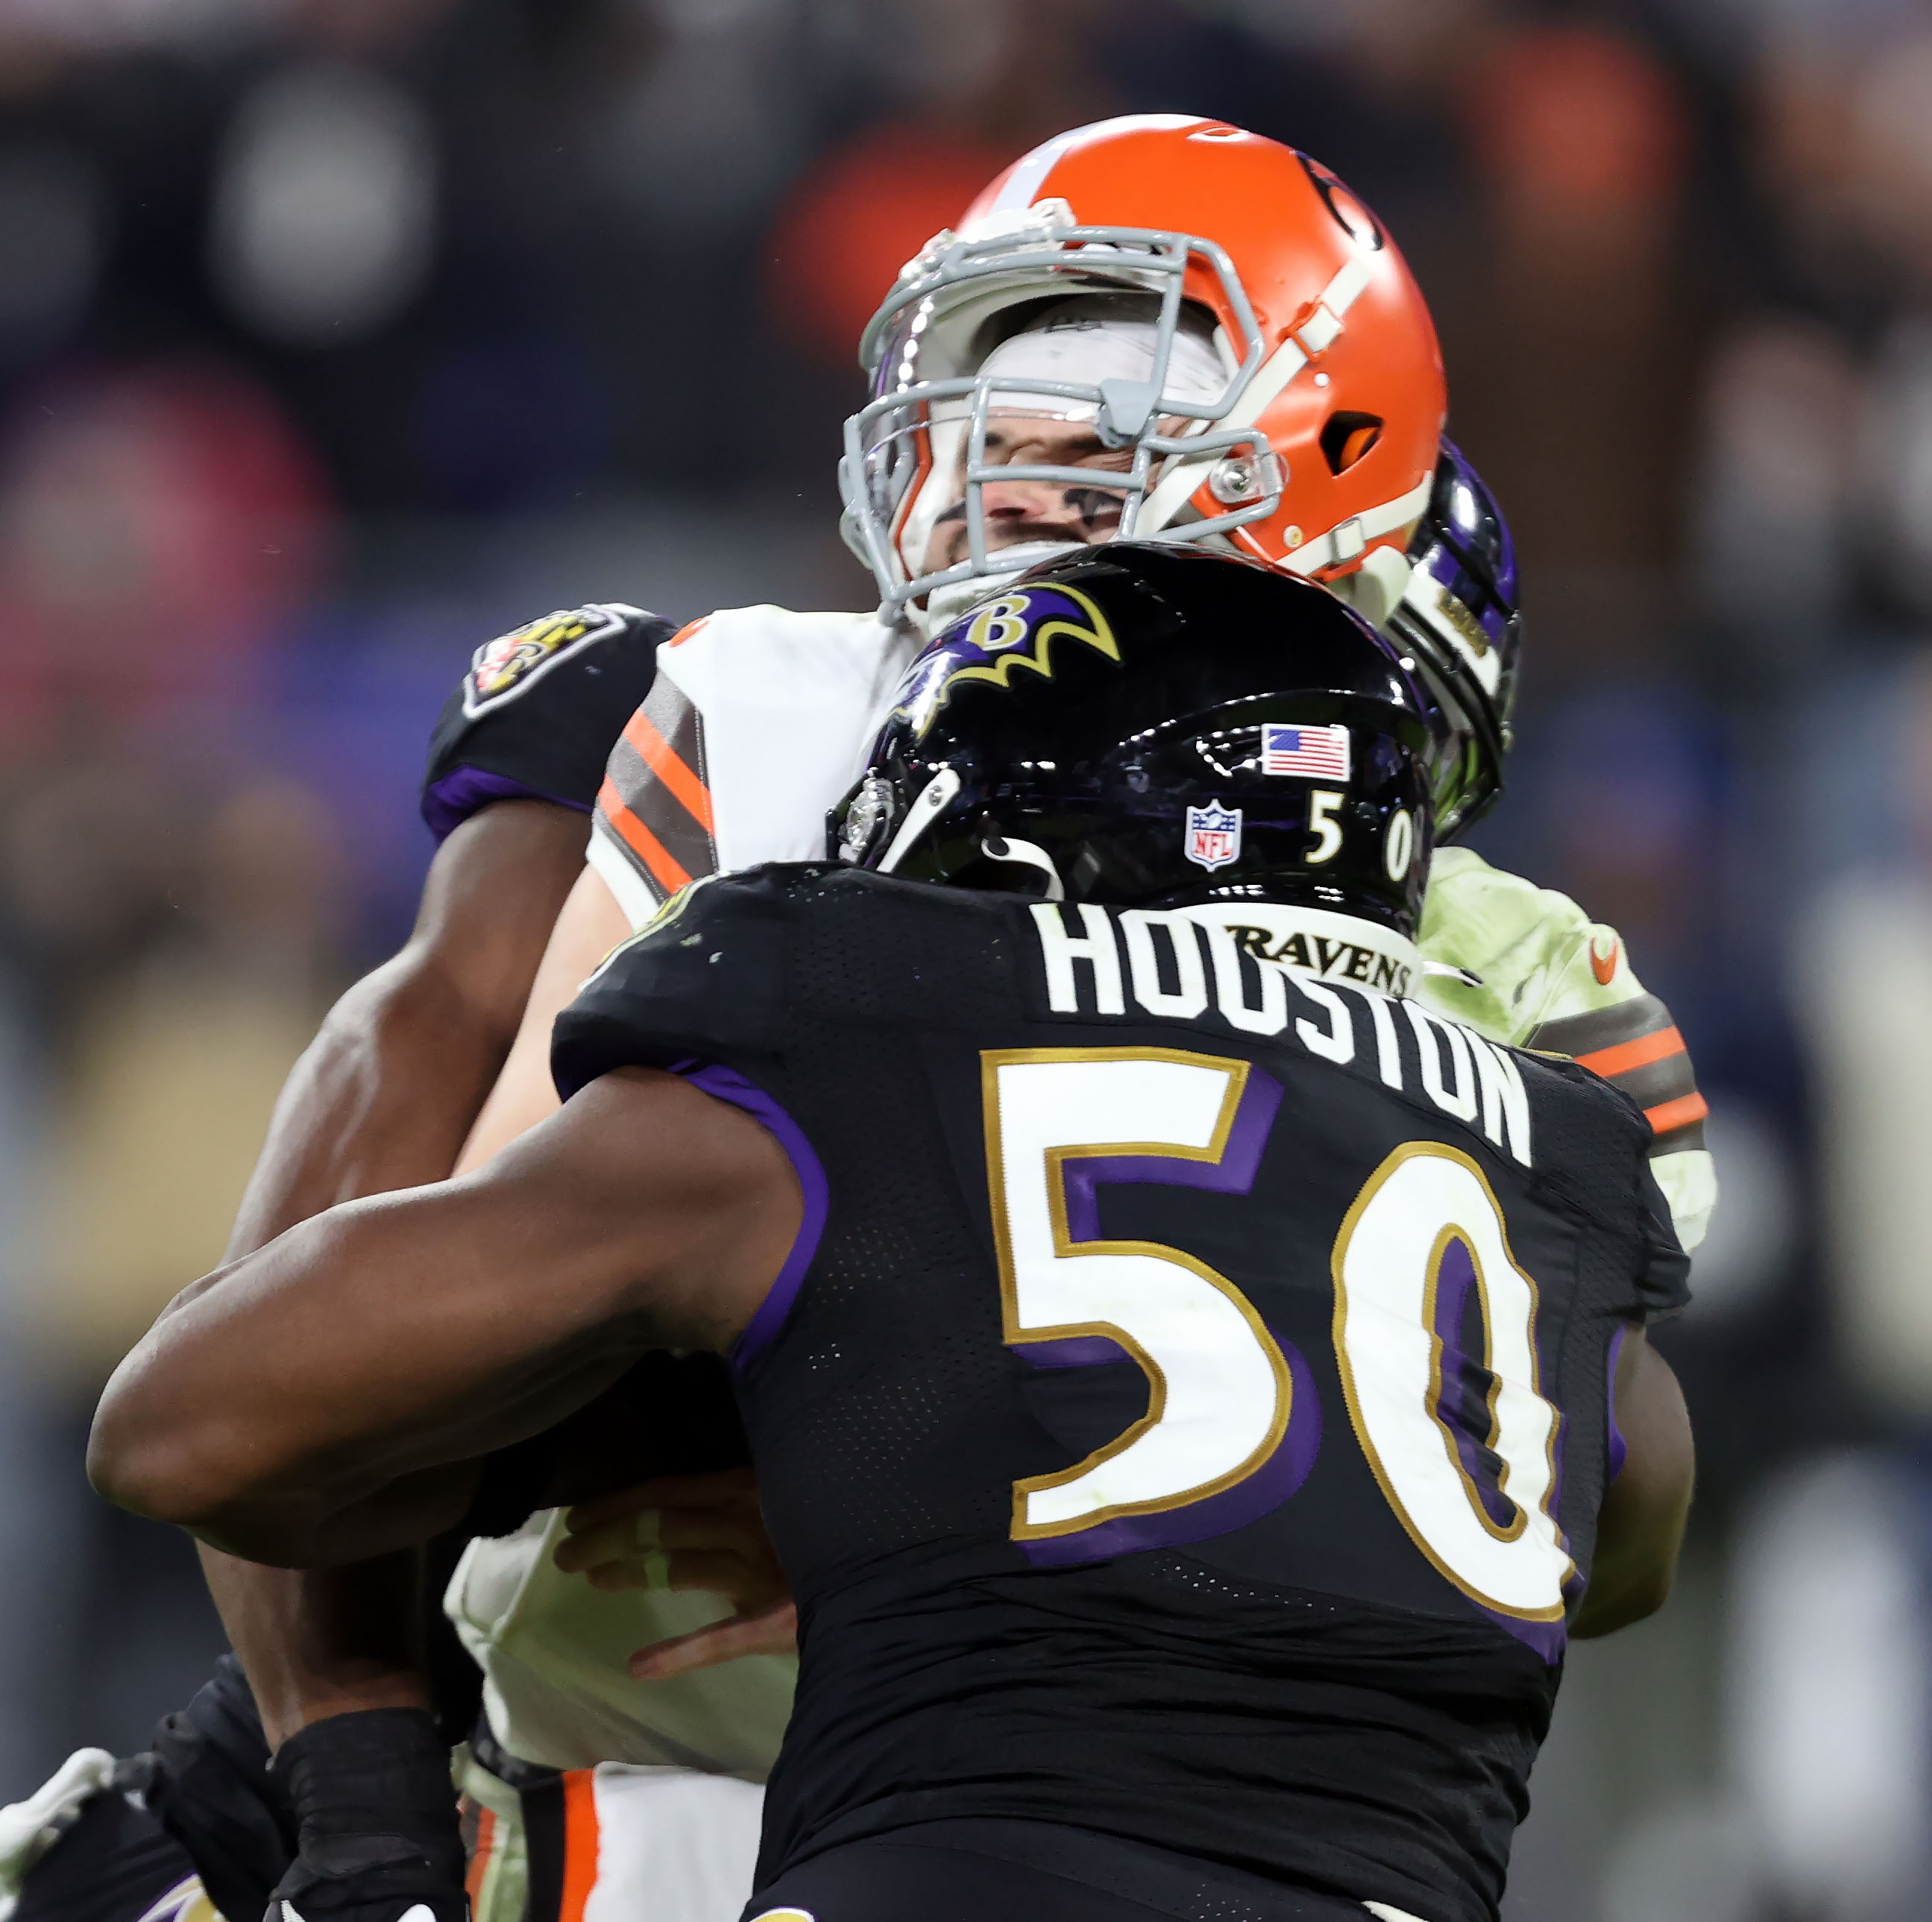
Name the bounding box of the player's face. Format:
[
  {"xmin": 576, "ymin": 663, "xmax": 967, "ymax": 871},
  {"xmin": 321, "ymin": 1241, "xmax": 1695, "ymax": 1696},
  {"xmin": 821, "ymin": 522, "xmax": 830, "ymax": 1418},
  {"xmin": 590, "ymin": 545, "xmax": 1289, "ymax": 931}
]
[{"xmin": 919, "ymin": 409, "xmax": 1151, "ymax": 574}]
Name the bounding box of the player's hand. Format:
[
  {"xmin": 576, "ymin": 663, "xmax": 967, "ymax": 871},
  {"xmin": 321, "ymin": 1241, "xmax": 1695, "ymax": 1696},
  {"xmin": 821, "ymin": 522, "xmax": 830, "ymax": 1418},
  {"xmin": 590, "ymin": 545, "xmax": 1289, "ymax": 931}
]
[
  {"xmin": 622, "ymin": 1598, "xmax": 798, "ymax": 1680},
  {"xmin": 556, "ymin": 1466, "xmax": 785, "ymax": 1607},
  {"xmin": 555, "ymin": 1466, "xmax": 797, "ymax": 1677}
]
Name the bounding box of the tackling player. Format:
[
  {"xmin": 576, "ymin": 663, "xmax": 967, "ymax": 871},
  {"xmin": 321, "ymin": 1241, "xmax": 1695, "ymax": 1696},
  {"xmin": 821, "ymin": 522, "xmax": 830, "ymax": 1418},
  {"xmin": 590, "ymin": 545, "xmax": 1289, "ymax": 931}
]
[
  {"xmin": 4, "ymin": 116, "xmax": 1711, "ymax": 1922},
  {"xmin": 91, "ymin": 546, "xmax": 1697, "ymax": 1922},
  {"xmin": 441, "ymin": 122, "xmax": 1710, "ymax": 1911}
]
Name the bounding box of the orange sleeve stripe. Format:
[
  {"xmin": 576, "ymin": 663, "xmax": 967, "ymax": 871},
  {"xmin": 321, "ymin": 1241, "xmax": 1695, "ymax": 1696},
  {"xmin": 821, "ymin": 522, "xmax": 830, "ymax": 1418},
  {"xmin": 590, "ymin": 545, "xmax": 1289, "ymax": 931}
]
[
  {"xmin": 558, "ymin": 1771, "xmax": 600, "ymax": 1922},
  {"xmin": 1645, "ymin": 1091, "xmax": 1709, "ymax": 1135},
  {"xmin": 1576, "ymin": 1025, "xmax": 1686, "ymax": 1079},
  {"xmin": 623, "ymin": 708, "xmax": 714, "ymax": 831},
  {"xmin": 464, "ymin": 1806, "xmax": 496, "ymax": 1909},
  {"xmin": 666, "ymin": 616, "xmax": 710, "ymax": 649},
  {"xmin": 598, "ymin": 776, "xmax": 693, "ymax": 895}
]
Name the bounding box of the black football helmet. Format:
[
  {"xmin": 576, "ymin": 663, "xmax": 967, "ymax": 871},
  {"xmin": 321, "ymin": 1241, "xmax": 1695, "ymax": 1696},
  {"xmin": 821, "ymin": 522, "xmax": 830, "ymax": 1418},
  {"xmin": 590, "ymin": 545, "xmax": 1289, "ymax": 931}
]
[
  {"xmin": 831, "ymin": 542, "xmax": 1436, "ymax": 937},
  {"xmin": 1385, "ymin": 438, "xmax": 1521, "ymax": 838}
]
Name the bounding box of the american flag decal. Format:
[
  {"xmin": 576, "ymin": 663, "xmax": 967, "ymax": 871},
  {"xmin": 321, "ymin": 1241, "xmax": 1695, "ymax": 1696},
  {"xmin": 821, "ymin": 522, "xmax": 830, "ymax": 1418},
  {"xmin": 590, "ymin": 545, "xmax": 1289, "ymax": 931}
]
[{"xmin": 1262, "ymin": 722, "xmax": 1351, "ymax": 781}]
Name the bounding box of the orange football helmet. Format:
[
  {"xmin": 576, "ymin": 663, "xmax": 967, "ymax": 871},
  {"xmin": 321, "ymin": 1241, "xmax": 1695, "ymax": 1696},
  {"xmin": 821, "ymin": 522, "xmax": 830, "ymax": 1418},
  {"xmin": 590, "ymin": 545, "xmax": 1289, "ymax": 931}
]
[{"xmin": 840, "ymin": 114, "xmax": 1447, "ymax": 620}]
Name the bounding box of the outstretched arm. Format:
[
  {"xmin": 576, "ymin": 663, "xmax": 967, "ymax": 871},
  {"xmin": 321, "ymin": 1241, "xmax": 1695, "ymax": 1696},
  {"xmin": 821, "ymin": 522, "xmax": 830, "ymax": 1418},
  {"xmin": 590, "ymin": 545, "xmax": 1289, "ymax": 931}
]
[
  {"xmin": 198, "ymin": 800, "xmax": 588, "ymax": 1743},
  {"xmin": 90, "ymin": 1066, "xmax": 799, "ymax": 1568},
  {"xmin": 1572, "ymin": 1327, "xmax": 1694, "ymax": 1639}
]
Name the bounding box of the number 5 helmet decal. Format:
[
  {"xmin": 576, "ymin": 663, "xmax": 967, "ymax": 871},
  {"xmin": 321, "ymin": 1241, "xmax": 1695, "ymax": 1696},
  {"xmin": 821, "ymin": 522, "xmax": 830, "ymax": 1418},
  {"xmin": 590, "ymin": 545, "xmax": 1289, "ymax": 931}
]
[{"xmin": 840, "ymin": 116, "xmax": 1447, "ymax": 621}]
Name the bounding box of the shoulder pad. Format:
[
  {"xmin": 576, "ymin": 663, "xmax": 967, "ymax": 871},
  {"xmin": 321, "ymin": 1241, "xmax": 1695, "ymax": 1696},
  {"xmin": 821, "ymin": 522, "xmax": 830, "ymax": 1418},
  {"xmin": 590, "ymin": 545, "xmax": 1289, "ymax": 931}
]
[
  {"xmin": 588, "ymin": 605, "xmax": 914, "ymax": 926},
  {"xmin": 553, "ymin": 864, "xmax": 1016, "ymax": 1097},
  {"xmin": 1417, "ymin": 847, "xmax": 1652, "ymax": 1045},
  {"xmin": 422, "ymin": 603, "xmax": 673, "ymax": 842},
  {"xmin": 1523, "ymin": 992, "xmax": 1707, "ymax": 1156},
  {"xmin": 551, "ymin": 868, "xmax": 803, "ymax": 1097}
]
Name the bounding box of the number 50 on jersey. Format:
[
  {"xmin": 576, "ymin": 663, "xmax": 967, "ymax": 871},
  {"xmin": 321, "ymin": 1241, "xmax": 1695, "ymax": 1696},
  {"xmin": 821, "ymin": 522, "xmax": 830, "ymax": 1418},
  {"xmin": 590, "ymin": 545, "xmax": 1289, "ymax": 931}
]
[{"xmin": 981, "ymin": 1047, "xmax": 1575, "ymax": 1625}]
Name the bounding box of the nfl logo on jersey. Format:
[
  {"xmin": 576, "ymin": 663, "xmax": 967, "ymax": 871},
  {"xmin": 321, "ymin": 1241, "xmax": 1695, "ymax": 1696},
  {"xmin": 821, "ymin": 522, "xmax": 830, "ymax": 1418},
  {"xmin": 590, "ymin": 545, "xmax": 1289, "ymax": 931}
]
[{"xmin": 1185, "ymin": 801, "xmax": 1242, "ymax": 871}]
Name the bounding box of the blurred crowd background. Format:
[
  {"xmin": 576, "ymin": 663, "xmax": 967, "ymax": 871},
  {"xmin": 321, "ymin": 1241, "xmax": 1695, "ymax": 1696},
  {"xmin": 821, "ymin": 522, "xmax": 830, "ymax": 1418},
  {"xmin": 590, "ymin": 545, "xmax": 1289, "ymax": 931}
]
[{"xmin": 0, "ymin": 1, "xmax": 1926, "ymax": 1916}]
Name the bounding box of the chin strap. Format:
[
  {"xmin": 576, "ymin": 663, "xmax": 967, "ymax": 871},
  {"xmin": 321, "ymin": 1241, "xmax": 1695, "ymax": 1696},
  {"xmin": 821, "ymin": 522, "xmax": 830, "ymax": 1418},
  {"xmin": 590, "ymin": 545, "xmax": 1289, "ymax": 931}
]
[
  {"xmin": 876, "ymin": 766, "xmax": 962, "ymax": 875},
  {"xmin": 980, "ymin": 829, "xmax": 1066, "ymax": 901}
]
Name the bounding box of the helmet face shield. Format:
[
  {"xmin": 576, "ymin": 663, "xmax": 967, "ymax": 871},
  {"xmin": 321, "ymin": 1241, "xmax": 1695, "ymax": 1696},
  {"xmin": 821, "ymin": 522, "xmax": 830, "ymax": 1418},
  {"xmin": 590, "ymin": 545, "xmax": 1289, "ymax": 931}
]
[
  {"xmin": 840, "ymin": 216, "xmax": 1277, "ymax": 614},
  {"xmin": 839, "ymin": 117, "xmax": 1448, "ymax": 623}
]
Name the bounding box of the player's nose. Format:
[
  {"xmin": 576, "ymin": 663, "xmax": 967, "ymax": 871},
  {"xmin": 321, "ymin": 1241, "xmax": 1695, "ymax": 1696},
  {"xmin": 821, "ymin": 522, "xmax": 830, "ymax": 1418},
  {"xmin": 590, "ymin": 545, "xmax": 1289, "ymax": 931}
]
[{"xmin": 979, "ymin": 473, "xmax": 1109, "ymax": 529}]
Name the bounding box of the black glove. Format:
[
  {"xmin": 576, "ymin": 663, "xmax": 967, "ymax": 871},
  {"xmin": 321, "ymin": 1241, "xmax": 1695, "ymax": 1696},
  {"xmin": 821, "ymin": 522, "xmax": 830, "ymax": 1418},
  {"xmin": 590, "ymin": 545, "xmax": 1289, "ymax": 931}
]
[
  {"xmin": 263, "ymin": 1709, "xmax": 467, "ymax": 1922},
  {"xmin": 136, "ymin": 1655, "xmax": 295, "ymax": 1922}
]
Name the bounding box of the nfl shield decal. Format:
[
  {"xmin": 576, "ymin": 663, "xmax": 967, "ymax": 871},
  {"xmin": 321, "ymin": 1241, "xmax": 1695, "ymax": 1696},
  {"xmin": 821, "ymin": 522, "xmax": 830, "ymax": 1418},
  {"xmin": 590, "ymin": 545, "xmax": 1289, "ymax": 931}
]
[{"xmin": 1186, "ymin": 800, "xmax": 1242, "ymax": 871}]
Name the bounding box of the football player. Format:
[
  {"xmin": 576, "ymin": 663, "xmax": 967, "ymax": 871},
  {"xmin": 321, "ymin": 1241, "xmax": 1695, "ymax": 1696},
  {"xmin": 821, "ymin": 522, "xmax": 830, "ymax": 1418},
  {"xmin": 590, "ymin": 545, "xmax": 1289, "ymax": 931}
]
[
  {"xmin": 90, "ymin": 544, "xmax": 1697, "ymax": 1922},
  {"xmin": 6, "ymin": 116, "xmax": 1711, "ymax": 1922},
  {"xmin": 438, "ymin": 125, "xmax": 1708, "ymax": 1910}
]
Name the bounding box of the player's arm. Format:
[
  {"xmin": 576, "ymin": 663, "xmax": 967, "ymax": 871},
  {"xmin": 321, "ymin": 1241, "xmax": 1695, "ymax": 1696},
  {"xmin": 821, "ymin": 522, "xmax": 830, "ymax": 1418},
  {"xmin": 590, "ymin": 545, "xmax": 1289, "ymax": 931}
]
[
  {"xmin": 206, "ymin": 804, "xmax": 586, "ymax": 1743},
  {"xmin": 197, "ymin": 798, "xmax": 591, "ymax": 1742},
  {"xmin": 452, "ymin": 662, "xmax": 720, "ymax": 1173},
  {"xmin": 202, "ymin": 604, "xmax": 670, "ymax": 1748},
  {"xmin": 224, "ymin": 800, "xmax": 589, "ymax": 1250},
  {"xmin": 89, "ymin": 1066, "xmax": 799, "ymax": 1568},
  {"xmin": 453, "ymin": 860, "xmax": 632, "ymax": 1171},
  {"xmin": 1571, "ymin": 1327, "xmax": 1693, "ymax": 1639}
]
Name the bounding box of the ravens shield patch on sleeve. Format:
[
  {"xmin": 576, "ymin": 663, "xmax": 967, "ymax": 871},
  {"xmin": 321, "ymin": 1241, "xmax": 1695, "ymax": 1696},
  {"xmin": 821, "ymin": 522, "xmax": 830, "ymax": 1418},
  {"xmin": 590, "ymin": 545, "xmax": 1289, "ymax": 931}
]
[{"xmin": 462, "ymin": 603, "xmax": 639, "ymax": 719}]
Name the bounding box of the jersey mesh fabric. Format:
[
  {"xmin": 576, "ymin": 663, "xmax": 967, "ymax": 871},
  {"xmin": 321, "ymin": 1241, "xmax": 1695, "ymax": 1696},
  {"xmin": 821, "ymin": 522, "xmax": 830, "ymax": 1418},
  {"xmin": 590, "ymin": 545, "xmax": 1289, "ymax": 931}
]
[{"xmin": 552, "ymin": 866, "xmax": 1689, "ymax": 1922}]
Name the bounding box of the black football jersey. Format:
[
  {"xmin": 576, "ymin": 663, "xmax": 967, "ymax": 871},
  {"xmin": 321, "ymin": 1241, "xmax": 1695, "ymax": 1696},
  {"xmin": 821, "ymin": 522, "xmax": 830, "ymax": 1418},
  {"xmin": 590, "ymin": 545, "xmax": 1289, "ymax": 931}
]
[
  {"xmin": 420, "ymin": 603, "xmax": 670, "ymax": 842},
  {"xmin": 553, "ymin": 867, "xmax": 1690, "ymax": 1922}
]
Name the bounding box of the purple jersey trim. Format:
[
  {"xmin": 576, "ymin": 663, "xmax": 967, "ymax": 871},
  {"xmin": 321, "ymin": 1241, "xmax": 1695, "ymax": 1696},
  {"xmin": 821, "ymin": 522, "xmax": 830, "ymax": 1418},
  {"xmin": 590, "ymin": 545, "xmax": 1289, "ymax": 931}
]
[
  {"xmin": 1605, "ymin": 1323, "xmax": 1629, "ymax": 1483},
  {"xmin": 1013, "ymin": 1069, "xmax": 1321, "ymax": 1569},
  {"xmin": 1429, "ymin": 1235, "xmax": 1517, "ymax": 1534},
  {"xmin": 668, "ymin": 1061, "xmax": 831, "ymax": 1379},
  {"xmin": 1021, "ymin": 1333, "xmax": 1137, "ymax": 1370},
  {"xmin": 421, "ymin": 766, "xmax": 590, "ymax": 844},
  {"xmin": 1019, "ymin": 1332, "xmax": 1324, "ymax": 1569},
  {"xmin": 1057, "ymin": 1067, "xmax": 1285, "ymax": 1244}
]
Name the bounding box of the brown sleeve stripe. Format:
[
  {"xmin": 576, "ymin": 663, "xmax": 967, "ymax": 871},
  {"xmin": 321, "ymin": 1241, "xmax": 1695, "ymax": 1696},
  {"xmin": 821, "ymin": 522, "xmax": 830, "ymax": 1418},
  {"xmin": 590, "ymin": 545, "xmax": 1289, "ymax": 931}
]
[
  {"xmin": 1523, "ymin": 992, "xmax": 1673, "ymax": 1061},
  {"xmin": 1645, "ymin": 1091, "xmax": 1709, "ymax": 1136},
  {"xmin": 1651, "ymin": 1116, "xmax": 1708, "ymax": 1155},
  {"xmin": 622, "ymin": 707, "xmax": 714, "ymax": 832},
  {"xmin": 1595, "ymin": 1047, "xmax": 1698, "ymax": 1117},
  {"xmin": 599, "ymin": 731, "xmax": 717, "ymax": 891},
  {"xmin": 1575, "ymin": 1025, "xmax": 1686, "ymax": 1079},
  {"xmin": 591, "ymin": 678, "xmax": 717, "ymax": 901},
  {"xmin": 597, "ymin": 775, "xmax": 693, "ymax": 897}
]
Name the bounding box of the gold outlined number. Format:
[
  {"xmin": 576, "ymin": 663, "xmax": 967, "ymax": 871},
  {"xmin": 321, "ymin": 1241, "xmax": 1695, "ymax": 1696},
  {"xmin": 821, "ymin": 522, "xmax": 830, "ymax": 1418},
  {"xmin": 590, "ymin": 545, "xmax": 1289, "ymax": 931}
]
[
  {"xmin": 1306, "ymin": 788, "xmax": 1345, "ymax": 865},
  {"xmin": 980, "ymin": 1053, "xmax": 1570, "ymax": 1613},
  {"xmin": 981, "ymin": 1047, "xmax": 1291, "ymax": 1543},
  {"xmin": 1331, "ymin": 1142, "xmax": 1572, "ymax": 1620}
]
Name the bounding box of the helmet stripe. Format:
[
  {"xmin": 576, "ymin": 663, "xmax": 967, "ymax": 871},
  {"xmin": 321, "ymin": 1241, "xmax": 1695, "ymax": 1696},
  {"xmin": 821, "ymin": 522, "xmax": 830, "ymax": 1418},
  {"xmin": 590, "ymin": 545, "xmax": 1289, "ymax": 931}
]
[
  {"xmin": 982, "ymin": 114, "xmax": 1209, "ymax": 219},
  {"xmin": 1135, "ymin": 254, "xmax": 1376, "ymax": 541},
  {"xmin": 1282, "ymin": 474, "xmax": 1435, "ymax": 578}
]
